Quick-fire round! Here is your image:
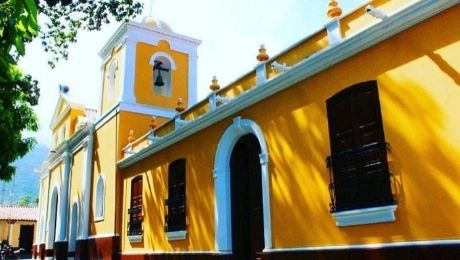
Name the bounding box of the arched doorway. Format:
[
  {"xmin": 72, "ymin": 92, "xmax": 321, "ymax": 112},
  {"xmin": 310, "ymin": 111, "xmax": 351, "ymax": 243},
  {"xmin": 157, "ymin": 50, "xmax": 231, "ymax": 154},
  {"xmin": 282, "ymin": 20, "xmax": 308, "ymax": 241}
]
[
  {"xmin": 47, "ymin": 187, "xmax": 59, "ymax": 250},
  {"xmin": 230, "ymin": 134, "xmax": 264, "ymax": 259},
  {"xmin": 214, "ymin": 117, "xmax": 272, "ymax": 254},
  {"xmin": 68, "ymin": 201, "xmax": 78, "ymax": 253}
]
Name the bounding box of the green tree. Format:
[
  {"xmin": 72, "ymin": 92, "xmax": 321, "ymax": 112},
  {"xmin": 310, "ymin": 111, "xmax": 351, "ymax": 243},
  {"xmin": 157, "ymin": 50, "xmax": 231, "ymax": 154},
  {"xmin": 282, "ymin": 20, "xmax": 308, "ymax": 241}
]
[
  {"xmin": 18, "ymin": 194, "xmax": 32, "ymax": 206},
  {"xmin": 0, "ymin": 0, "xmax": 142, "ymax": 181}
]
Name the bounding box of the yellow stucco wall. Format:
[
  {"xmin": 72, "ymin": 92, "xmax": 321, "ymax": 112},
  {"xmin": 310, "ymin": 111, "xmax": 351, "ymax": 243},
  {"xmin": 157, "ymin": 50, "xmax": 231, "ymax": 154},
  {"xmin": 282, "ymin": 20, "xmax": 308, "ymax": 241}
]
[
  {"xmin": 0, "ymin": 220, "xmax": 36, "ymax": 248},
  {"xmin": 121, "ymin": 123, "xmax": 225, "ymax": 252},
  {"xmin": 100, "ymin": 47, "xmax": 125, "ymax": 115},
  {"xmin": 90, "ymin": 116, "xmax": 118, "ymax": 235},
  {"xmin": 134, "ymin": 40, "xmax": 189, "ymax": 110},
  {"xmin": 69, "ymin": 147, "xmax": 85, "ymax": 225},
  {"xmin": 117, "ymin": 111, "xmax": 167, "ymax": 160},
  {"xmin": 0, "ymin": 221, "xmax": 8, "ymax": 242},
  {"xmin": 120, "ymin": 4, "xmax": 460, "ymax": 251},
  {"xmin": 51, "ymin": 107, "xmax": 85, "ymax": 148}
]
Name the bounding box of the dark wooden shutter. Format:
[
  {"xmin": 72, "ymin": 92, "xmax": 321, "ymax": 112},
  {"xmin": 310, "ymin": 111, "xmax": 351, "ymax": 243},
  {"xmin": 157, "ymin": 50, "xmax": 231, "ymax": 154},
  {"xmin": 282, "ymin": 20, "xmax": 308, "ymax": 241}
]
[
  {"xmin": 166, "ymin": 159, "xmax": 186, "ymax": 232},
  {"xmin": 327, "ymin": 81, "xmax": 393, "ymax": 212},
  {"xmin": 128, "ymin": 176, "xmax": 143, "ymax": 235}
]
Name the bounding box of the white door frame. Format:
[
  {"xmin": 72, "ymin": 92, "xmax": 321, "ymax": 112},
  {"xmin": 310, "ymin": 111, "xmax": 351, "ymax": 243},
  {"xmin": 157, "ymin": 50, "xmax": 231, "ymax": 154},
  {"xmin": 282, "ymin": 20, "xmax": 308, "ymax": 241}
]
[{"xmin": 213, "ymin": 117, "xmax": 272, "ymax": 253}]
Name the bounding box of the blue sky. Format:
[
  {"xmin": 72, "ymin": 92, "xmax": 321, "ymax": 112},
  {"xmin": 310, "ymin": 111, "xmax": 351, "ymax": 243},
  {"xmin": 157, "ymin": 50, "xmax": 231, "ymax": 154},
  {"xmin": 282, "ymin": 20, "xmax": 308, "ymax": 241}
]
[{"xmin": 19, "ymin": 0, "xmax": 364, "ymax": 146}]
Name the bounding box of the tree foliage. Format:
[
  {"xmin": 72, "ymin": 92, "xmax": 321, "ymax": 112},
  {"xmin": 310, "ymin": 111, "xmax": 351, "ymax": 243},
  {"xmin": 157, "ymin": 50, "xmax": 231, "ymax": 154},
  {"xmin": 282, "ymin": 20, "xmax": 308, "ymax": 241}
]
[
  {"xmin": 0, "ymin": 0, "xmax": 142, "ymax": 181},
  {"xmin": 18, "ymin": 194, "xmax": 38, "ymax": 206},
  {"xmin": 0, "ymin": 0, "xmax": 40, "ymax": 181},
  {"xmin": 39, "ymin": 0, "xmax": 143, "ymax": 67}
]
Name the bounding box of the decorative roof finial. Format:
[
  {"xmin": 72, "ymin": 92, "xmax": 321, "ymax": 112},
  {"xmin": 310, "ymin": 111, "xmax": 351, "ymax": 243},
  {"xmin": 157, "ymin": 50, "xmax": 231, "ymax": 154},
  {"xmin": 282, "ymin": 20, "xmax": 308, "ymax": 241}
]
[
  {"xmin": 210, "ymin": 76, "xmax": 220, "ymax": 91},
  {"xmin": 149, "ymin": 116, "xmax": 158, "ymax": 129},
  {"xmin": 256, "ymin": 44, "xmax": 269, "ymax": 62},
  {"xmin": 128, "ymin": 130, "xmax": 134, "ymax": 143},
  {"xmin": 327, "ymin": 0, "xmax": 342, "ymax": 18},
  {"xmin": 175, "ymin": 98, "xmax": 185, "ymax": 112}
]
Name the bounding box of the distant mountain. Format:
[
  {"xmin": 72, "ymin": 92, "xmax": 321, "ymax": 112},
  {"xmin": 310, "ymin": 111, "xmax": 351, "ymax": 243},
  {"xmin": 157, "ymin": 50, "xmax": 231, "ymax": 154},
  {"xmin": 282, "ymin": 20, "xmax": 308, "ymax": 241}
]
[{"xmin": 0, "ymin": 144, "xmax": 49, "ymax": 205}]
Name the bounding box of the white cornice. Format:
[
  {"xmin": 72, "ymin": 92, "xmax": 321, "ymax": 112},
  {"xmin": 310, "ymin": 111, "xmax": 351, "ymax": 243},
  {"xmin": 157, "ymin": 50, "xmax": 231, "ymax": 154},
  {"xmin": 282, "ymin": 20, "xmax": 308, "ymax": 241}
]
[
  {"xmin": 118, "ymin": 0, "xmax": 458, "ymax": 169},
  {"xmin": 128, "ymin": 20, "xmax": 202, "ymax": 48},
  {"xmin": 118, "ymin": 102, "xmax": 176, "ymax": 118},
  {"xmin": 99, "ymin": 23, "xmax": 128, "ymax": 60}
]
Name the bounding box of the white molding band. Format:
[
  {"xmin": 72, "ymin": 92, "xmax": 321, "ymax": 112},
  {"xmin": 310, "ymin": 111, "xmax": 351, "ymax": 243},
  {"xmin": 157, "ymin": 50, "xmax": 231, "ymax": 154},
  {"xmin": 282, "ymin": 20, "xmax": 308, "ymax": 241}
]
[
  {"xmin": 213, "ymin": 117, "xmax": 272, "ymax": 252},
  {"xmin": 166, "ymin": 230, "xmax": 187, "ymax": 241},
  {"xmin": 121, "ymin": 250, "xmax": 231, "ymax": 255},
  {"xmin": 118, "ymin": 0, "xmax": 458, "ymax": 169},
  {"xmin": 263, "ymin": 239, "xmax": 460, "ymax": 253},
  {"xmin": 118, "ymin": 102, "xmax": 176, "ymax": 118},
  {"xmin": 332, "ymin": 205, "xmax": 397, "ymax": 227}
]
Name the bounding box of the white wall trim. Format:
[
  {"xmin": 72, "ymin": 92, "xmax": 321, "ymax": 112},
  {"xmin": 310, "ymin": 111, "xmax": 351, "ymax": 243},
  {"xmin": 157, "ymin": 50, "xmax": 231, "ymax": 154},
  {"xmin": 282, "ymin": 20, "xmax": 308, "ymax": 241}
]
[
  {"xmin": 263, "ymin": 239, "xmax": 460, "ymax": 253},
  {"xmin": 149, "ymin": 52, "xmax": 177, "ymax": 70},
  {"xmin": 95, "ymin": 103, "xmax": 118, "ymax": 130},
  {"xmin": 188, "ymin": 54, "xmax": 199, "ymax": 106},
  {"xmin": 213, "ymin": 117, "xmax": 272, "ymax": 252},
  {"xmin": 127, "ymin": 21, "xmax": 201, "ymax": 53},
  {"xmin": 120, "ymin": 250, "xmax": 231, "ymax": 255},
  {"xmin": 118, "ymin": 101, "xmax": 176, "ymax": 118},
  {"xmin": 99, "ymin": 23, "xmax": 128, "ymax": 60},
  {"xmin": 94, "ymin": 174, "xmax": 106, "ymax": 221}
]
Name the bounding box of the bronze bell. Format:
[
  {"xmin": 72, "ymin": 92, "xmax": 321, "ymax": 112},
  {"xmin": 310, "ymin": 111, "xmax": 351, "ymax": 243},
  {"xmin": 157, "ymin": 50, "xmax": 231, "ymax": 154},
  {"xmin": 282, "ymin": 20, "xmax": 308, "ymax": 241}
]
[{"xmin": 154, "ymin": 70, "xmax": 165, "ymax": 87}]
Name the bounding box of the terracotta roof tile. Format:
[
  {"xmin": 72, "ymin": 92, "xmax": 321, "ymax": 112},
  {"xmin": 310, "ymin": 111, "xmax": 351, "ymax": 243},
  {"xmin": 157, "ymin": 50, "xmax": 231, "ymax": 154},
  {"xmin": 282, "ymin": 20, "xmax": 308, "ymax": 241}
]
[{"xmin": 0, "ymin": 206, "xmax": 38, "ymax": 221}]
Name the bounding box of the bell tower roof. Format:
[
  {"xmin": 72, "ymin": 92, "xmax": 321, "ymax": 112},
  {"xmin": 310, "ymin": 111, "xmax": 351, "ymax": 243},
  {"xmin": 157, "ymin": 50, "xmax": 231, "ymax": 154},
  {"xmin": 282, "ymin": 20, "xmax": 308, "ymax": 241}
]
[{"xmin": 141, "ymin": 16, "xmax": 173, "ymax": 32}]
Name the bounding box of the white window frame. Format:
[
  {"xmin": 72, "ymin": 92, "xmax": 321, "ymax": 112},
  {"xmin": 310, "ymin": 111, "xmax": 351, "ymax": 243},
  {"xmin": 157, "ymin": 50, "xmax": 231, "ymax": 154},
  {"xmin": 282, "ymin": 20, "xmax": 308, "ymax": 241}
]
[
  {"xmin": 94, "ymin": 174, "xmax": 105, "ymax": 221},
  {"xmin": 149, "ymin": 52, "xmax": 176, "ymax": 97},
  {"xmin": 213, "ymin": 117, "xmax": 272, "ymax": 252},
  {"xmin": 107, "ymin": 59, "xmax": 118, "ymax": 100}
]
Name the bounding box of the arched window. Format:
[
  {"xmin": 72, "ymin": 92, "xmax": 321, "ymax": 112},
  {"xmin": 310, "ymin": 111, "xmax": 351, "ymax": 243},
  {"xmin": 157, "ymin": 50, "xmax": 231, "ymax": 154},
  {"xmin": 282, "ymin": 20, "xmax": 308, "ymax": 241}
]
[
  {"xmin": 68, "ymin": 201, "xmax": 79, "ymax": 252},
  {"xmin": 95, "ymin": 175, "xmax": 105, "ymax": 220},
  {"xmin": 128, "ymin": 176, "xmax": 143, "ymax": 238},
  {"xmin": 165, "ymin": 159, "xmax": 186, "ymax": 237},
  {"xmin": 107, "ymin": 59, "xmax": 118, "ymax": 100},
  {"xmin": 150, "ymin": 53, "xmax": 175, "ymax": 97}
]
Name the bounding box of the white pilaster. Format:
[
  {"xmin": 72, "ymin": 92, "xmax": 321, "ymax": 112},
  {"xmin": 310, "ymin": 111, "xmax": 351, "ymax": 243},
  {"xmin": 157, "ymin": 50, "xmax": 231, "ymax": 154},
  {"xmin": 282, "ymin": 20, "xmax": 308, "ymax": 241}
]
[
  {"xmin": 188, "ymin": 52, "xmax": 199, "ymax": 105},
  {"xmin": 80, "ymin": 125, "xmax": 94, "ymax": 239},
  {"xmin": 256, "ymin": 63, "xmax": 267, "ymax": 86},
  {"xmin": 325, "ymin": 18, "xmax": 342, "ymax": 46},
  {"xmin": 56, "ymin": 151, "xmax": 71, "ymax": 242},
  {"xmin": 120, "ymin": 38, "xmax": 137, "ymax": 104}
]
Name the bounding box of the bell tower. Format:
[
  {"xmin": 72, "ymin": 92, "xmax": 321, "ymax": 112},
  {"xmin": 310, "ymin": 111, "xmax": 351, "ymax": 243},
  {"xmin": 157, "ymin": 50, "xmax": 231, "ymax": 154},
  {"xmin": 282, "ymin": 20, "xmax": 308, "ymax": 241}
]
[{"xmin": 98, "ymin": 16, "xmax": 201, "ymax": 119}]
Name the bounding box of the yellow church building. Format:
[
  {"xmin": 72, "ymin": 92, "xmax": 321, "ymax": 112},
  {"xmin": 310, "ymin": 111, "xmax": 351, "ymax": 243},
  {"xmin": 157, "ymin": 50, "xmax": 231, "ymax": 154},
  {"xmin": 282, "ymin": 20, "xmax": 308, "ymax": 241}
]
[{"xmin": 35, "ymin": 0, "xmax": 460, "ymax": 259}]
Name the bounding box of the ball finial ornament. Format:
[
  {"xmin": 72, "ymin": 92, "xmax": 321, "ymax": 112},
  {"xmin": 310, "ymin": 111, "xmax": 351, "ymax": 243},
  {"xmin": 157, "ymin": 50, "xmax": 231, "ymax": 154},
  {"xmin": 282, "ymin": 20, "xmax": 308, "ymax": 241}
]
[
  {"xmin": 327, "ymin": 0, "xmax": 342, "ymax": 18},
  {"xmin": 176, "ymin": 98, "xmax": 185, "ymax": 112},
  {"xmin": 210, "ymin": 76, "xmax": 220, "ymax": 91},
  {"xmin": 256, "ymin": 44, "xmax": 269, "ymax": 62}
]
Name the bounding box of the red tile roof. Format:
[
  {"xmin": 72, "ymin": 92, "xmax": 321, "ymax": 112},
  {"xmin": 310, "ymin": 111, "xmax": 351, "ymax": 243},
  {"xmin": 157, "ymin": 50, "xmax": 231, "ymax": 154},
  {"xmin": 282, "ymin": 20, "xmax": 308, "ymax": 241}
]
[{"xmin": 0, "ymin": 206, "xmax": 38, "ymax": 221}]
